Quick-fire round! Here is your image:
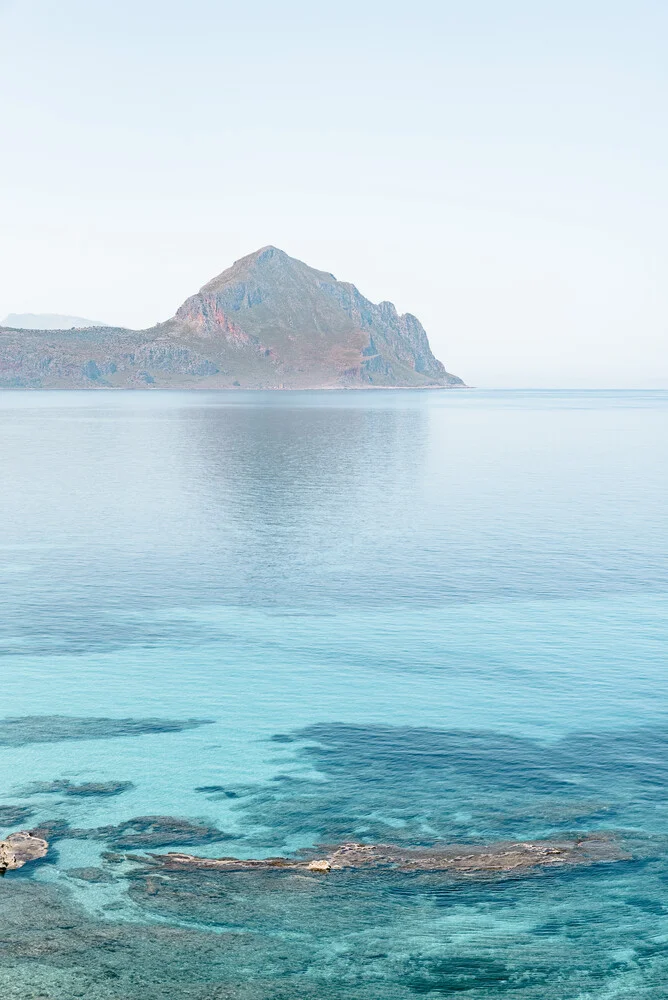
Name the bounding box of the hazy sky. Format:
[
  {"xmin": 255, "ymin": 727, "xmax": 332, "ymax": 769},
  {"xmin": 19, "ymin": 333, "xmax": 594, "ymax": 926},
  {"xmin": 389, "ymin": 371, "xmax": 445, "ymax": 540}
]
[{"xmin": 1, "ymin": 0, "xmax": 666, "ymax": 386}]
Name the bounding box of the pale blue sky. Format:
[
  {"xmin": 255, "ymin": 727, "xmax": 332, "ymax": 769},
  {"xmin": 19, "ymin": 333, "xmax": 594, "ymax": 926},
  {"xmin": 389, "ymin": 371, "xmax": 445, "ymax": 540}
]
[{"xmin": 1, "ymin": 0, "xmax": 666, "ymax": 385}]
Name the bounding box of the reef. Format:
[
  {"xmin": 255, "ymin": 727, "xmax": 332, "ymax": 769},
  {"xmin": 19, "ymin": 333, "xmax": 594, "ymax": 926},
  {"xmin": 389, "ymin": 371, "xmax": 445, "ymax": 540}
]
[
  {"xmin": 0, "ymin": 805, "xmax": 34, "ymax": 827},
  {"xmin": 0, "ymin": 829, "xmax": 658, "ymax": 998},
  {"xmin": 24, "ymin": 814, "xmax": 232, "ymax": 850},
  {"xmin": 20, "ymin": 778, "xmax": 135, "ymax": 797},
  {"xmin": 0, "ymin": 878, "xmax": 413, "ymax": 999},
  {"xmin": 0, "ymin": 715, "xmax": 213, "ymax": 746},
  {"xmin": 28, "ymin": 818, "xmax": 72, "ymax": 841},
  {"xmin": 87, "ymin": 815, "xmax": 233, "ymax": 849},
  {"xmin": 0, "ymin": 831, "xmax": 48, "ymax": 875},
  {"xmin": 194, "ymin": 785, "xmax": 239, "ymax": 798},
  {"xmin": 66, "ymin": 866, "xmax": 116, "ymax": 883},
  {"xmin": 230, "ymin": 722, "xmax": 668, "ymax": 852},
  {"xmin": 145, "ymin": 834, "xmax": 626, "ymax": 877}
]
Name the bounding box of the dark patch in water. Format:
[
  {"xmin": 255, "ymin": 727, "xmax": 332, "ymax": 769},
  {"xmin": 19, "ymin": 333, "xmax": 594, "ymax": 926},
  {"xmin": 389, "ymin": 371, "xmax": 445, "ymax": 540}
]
[
  {"xmin": 3, "ymin": 850, "xmax": 668, "ymax": 997},
  {"xmin": 21, "ymin": 778, "xmax": 135, "ymax": 797},
  {"xmin": 66, "ymin": 866, "xmax": 116, "ymax": 883},
  {"xmin": 0, "ymin": 608, "xmax": 229, "ymax": 658},
  {"xmin": 626, "ymin": 895, "xmax": 666, "ymax": 916},
  {"xmin": 194, "ymin": 786, "xmax": 239, "ymax": 798},
  {"xmin": 405, "ymin": 956, "xmax": 515, "ymax": 994},
  {"xmin": 0, "ymin": 715, "xmax": 213, "ymax": 746},
  {"xmin": 0, "ymin": 879, "xmax": 331, "ymax": 999},
  {"xmin": 90, "ymin": 815, "xmax": 233, "ymax": 849},
  {"xmin": 227, "ymin": 723, "xmax": 668, "ymax": 849},
  {"xmin": 0, "ymin": 804, "xmax": 34, "ymax": 827},
  {"xmin": 6, "ymin": 719, "xmax": 668, "ymax": 998},
  {"xmin": 28, "ymin": 815, "xmax": 231, "ymax": 851},
  {"xmin": 28, "ymin": 818, "xmax": 71, "ymax": 841}
]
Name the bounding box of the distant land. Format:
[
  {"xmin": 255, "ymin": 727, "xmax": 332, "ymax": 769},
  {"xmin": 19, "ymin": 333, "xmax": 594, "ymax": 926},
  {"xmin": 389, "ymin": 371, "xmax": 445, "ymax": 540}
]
[
  {"xmin": 0, "ymin": 247, "xmax": 465, "ymax": 389},
  {"xmin": 2, "ymin": 313, "xmax": 106, "ymax": 330}
]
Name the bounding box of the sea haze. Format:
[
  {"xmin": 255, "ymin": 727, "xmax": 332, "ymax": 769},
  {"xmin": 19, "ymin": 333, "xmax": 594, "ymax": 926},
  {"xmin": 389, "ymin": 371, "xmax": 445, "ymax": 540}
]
[{"xmin": 1, "ymin": 388, "xmax": 668, "ymax": 998}]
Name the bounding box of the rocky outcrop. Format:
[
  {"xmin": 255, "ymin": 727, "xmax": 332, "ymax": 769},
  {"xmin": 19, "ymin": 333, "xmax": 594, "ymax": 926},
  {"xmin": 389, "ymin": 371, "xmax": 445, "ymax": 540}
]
[
  {"xmin": 0, "ymin": 831, "xmax": 48, "ymax": 875},
  {"xmin": 144, "ymin": 834, "xmax": 626, "ymax": 877},
  {"xmin": 0, "ymin": 247, "xmax": 465, "ymax": 389}
]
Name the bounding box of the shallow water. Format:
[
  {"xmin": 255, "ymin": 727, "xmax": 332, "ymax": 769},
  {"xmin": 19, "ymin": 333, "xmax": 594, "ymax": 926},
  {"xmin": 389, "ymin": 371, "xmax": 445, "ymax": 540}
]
[{"xmin": 1, "ymin": 388, "xmax": 667, "ymax": 998}]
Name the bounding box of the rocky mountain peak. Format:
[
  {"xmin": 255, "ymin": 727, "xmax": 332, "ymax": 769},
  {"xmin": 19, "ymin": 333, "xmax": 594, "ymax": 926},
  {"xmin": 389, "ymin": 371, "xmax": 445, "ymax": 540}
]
[{"xmin": 0, "ymin": 247, "xmax": 465, "ymax": 389}]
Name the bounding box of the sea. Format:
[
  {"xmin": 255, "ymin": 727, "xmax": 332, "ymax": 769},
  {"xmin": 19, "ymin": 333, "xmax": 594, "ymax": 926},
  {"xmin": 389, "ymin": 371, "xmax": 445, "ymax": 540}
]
[{"xmin": 0, "ymin": 388, "xmax": 667, "ymax": 999}]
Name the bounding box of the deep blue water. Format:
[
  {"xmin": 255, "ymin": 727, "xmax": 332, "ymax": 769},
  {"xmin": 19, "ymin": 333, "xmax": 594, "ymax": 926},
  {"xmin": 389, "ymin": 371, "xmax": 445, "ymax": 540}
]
[{"xmin": 1, "ymin": 388, "xmax": 668, "ymax": 998}]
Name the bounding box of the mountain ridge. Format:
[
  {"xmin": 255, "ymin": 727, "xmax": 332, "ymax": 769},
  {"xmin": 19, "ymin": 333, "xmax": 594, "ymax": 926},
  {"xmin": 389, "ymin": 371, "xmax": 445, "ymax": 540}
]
[
  {"xmin": 0, "ymin": 247, "xmax": 465, "ymax": 389},
  {"xmin": 1, "ymin": 313, "xmax": 106, "ymax": 331}
]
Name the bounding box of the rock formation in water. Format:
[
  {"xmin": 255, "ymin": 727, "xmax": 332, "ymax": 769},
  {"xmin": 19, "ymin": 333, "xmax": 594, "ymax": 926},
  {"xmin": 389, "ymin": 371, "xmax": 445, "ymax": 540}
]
[
  {"xmin": 144, "ymin": 834, "xmax": 626, "ymax": 877},
  {"xmin": 0, "ymin": 831, "xmax": 48, "ymax": 875},
  {"xmin": 0, "ymin": 715, "xmax": 213, "ymax": 746},
  {"xmin": 0, "ymin": 247, "xmax": 465, "ymax": 389},
  {"xmin": 20, "ymin": 779, "xmax": 134, "ymax": 797},
  {"xmin": 28, "ymin": 814, "xmax": 233, "ymax": 849},
  {"xmin": 0, "ymin": 806, "xmax": 34, "ymax": 826}
]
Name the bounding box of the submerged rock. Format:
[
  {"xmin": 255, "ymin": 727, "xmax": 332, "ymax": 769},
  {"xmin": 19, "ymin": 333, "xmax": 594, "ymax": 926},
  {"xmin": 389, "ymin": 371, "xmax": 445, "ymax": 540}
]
[
  {"xmin": 101, "ymin": 851, "xmax": 126, "ymax": 864},
  {"xmin": 66, "ymin": 867, "xmax": 116, "ymax": 883},
  {"xmin": 21, "ymin": 779, "xmax": 135, "ymax": 797},
  {"xmin": 2, "ymin": 859, "xmax": 665, "ymax": 1000},
  {"xmin": 194, "ymin": 785, "xmax": 239, "ymax": 798},
  {"xmin": 145, "ymin": 834, "xmax": 627, "ymax": 877},
  {"xmin": 0, "ymin": 805, "xmax": 34, "ymax": 827},
  {"xmin": 0, "ymin": 832, "xmax": 48, "ymax": 875},
  {"xmin": 0, "ymin": 878, "xmax": 412, "ymax": 999},
  {"xmin": 27, "ymin": 818, "xmax": 71, "ymax": 841},
  {"xmin": 92, "ymin": 815, "xmax": 233, "ymax": 849},
  {"xmin": 0, "ymin": 715, "xmax": 213, "ymax": 747}
]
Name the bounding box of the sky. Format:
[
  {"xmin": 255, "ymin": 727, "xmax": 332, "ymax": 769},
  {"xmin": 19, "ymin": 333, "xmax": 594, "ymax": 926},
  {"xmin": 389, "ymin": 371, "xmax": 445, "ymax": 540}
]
[{"xmin": 1, "ymin": 0, "xmax": 666, "ymax": 387}]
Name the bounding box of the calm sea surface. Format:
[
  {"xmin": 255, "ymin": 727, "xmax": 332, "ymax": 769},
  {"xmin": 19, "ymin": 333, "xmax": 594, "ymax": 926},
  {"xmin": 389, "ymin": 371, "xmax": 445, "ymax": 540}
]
[{"xmin": 1, "ymin": 389, "xmax": 667, "ymax": 998}]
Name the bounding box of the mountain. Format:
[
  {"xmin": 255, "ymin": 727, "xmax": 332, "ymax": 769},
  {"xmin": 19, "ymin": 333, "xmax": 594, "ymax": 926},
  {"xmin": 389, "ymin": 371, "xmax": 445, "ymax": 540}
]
[
  {"xmin": 2, "ymin": 313, "xmax": 106, "ymax": 330},
  {"xmin": 0, "ymin": 247, "xmax": 465, "ymax": 389}
]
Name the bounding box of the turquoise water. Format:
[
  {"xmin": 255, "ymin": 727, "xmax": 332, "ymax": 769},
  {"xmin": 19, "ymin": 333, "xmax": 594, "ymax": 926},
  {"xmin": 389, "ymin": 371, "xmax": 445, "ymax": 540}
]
[{"xmin": 1, "ymin": 388, "xmax": 668, "ymax": 998}]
